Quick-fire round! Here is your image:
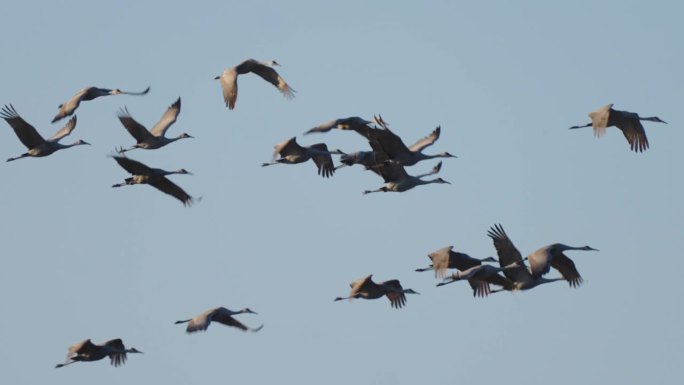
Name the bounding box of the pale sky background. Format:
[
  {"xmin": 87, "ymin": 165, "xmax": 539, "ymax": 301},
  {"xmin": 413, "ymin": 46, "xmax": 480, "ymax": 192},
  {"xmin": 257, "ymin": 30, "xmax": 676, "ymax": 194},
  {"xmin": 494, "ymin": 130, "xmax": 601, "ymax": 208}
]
[{"xmin": 1, "ymin": 1, "xmax": 682, "ymax": 384}]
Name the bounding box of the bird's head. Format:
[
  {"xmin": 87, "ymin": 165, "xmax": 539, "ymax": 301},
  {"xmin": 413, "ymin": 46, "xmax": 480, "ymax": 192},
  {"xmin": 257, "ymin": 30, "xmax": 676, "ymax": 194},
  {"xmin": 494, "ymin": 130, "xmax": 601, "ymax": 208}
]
[
  {"xmin": 482, "ymin": 256, "xmax": 498, "ymax": 263},
  {"xmin": 582, "ymin": 246, "xmax": 598, "ymax": 251},
  {"xmin": 435, "ymin": 178, "xmax": 450, "ymax": 184},
  {"xmin": 128, "ymin": 348, "xmax": 143, "ymax": 354},
  {"xmin": 241, "ymin": 307, "xmax": 258, "ymax": 315},
  {"xmin": 269, "ymin": 60, "xmax": 281, "ymax": 67},
  {"xmin": 214, "ymin": 75, "xmax": 221, "ymax": 80},
  {"xmin": 442, "ymin": 152, "xmax": 457, "ymax": 158},
  {"xmin": 176, "ymin": 168, "xmax": 192, "ymax": 175},
  {"xmin": 111, "ymin": 89, "xmax": 123, "ymax": 95},
  {"xmin": 404, "ymin": 288, "xmax": 420, "ymax": 295},
  {"xmin": 76, "ymin": 140, "xmax": 91, "ymax": 146},
  {"xmin": 180, "ymin": 133, "xmax": 194, "ymax": 139}
]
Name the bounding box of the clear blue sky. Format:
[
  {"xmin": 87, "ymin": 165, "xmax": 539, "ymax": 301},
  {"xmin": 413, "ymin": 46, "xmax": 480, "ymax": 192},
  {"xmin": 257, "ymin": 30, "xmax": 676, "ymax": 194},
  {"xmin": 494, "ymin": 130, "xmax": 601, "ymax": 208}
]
[{"xmin": 1, "ymin": 1, "xmax": 682, "ymax": 384}]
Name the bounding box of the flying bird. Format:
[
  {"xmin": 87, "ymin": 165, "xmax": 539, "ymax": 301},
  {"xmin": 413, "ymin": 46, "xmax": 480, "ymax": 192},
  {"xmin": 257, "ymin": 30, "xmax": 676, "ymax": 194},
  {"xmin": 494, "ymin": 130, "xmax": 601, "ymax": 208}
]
[
  {"xmin": 416, "ymin": 246, "xmax": 498, "ymax": 278},
  {"xmin": 526, "ymin": 242, "xmax": 597, "ymax": 287},
  {"xmin": 334, "ymin": 275, "xmax": 419, "ymax": 309},
  {"xmin": 116, "ymin": 97, "xmax": 192, "ymax": 153},
  {"xmin": 304, "ymin": 116, "xmax": 374, "ymax": 137},
  {"xmin": 487, "ymin": 224, "xmax": 593, "ymax": 291},
  {"xmin": 370, "ymin": 115, "xmax": 456, "ymax": 166},
  {"xmin": 333, "ymin": 137, "xmax": 390, "ymax": 171},
  {"xmin": 215, "ymin": 59, "xmax": 296, "ymax": 109},
  {"xmin": 436, "ymin": 264, "xmax": 517, "ymax": 297},
  {"xmin": 55, "ymin": 339, "xmax": 142, "ymax": 368},
  {"xmin": 175, "ymin": 307, "xmax": 263, "ymax": 333},
  {"xmin": 363, "ymin": 160, "xmax": 449, "ymax": 194},
  {"xmin": 52, "ymin": 86, "xmax": 150, "ymax": 123},
  {"xmin": 1, "ymin": 105, "xmax": 89, "ymax": 162},
  {"xmin": 569, "ymin": 104, "xmax": 666, "ymax": 152},
  {"xmin": 262, "ymin": 136, "xmax": 343, "ymax": 178},
  {"xmin": 111, "ymin": 155, "xmax": 194, "ymax": 206}
]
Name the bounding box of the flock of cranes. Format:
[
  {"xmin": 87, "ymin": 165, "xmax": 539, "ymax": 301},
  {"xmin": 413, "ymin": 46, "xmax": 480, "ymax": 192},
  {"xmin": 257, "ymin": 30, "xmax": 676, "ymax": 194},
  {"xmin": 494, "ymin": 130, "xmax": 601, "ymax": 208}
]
[{"xmin": 1, "ymin": 57, "xmax": 665, "ymax": 368}]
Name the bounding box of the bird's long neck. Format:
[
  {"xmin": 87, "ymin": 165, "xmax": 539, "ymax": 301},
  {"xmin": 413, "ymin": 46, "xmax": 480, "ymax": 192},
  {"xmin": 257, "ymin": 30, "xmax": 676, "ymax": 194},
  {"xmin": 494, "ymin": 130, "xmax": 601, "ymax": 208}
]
[
  {"xmin": 415, "ymin": 265, "xmax": 434, "ymax": 272},
  {"xmin": 436, "ymin": 278, "xmax": 457, "ymax": 287},
  {"xmin": 421, "ymin": 178, "xmax": 444, "ymax": 186},
  {"xmin": 415, "ymin": 152, "xmax": 448, "ymax": 161},
  {"xmin": 558, "ymin": 244, "xmax": 594, "ymax": 252},
  {"xmin": 569, "ymin": 122, "xmax": 592, "ymax": 129},
  {"xmin": 63, "ymin": 141, "xmax": 87, "ymax": 149},
  {"xmin": 536, "ymin": 277, "xmax": 565, "ymax": 286},
  {"xmin": 640, "ymin": 116, "xmax": 666, "ymax": 123},
  {"xmin": 55, "ymin": 361, "xmax": 77, "ymax": 368},
  {"xmin": 363, "ymin": 187, "xmax": 387, "ymax": 195}
]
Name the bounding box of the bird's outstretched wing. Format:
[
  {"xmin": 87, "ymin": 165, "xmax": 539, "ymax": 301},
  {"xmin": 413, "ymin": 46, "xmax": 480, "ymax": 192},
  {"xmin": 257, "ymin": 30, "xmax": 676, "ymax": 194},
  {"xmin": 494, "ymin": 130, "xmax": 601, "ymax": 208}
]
[
  {"xmin": 370, "ymin": 125, "xmax": 412, "ymax": 161},
  {"xmin": 112, "ymin": 155, "xmax": 153, "ymax": 175},
  {"xmin": 1, "ymin": 105, "xmax": 46, "ymax": 148},
  {"xmin": 309, "ymin": 143, "xmax": 335, "ymax": 178},
  {"xmin": 219, "ymin": 69, "xmax": 239, "ymax": 109},
  {"xmin": 409, "ymin": 126, "xmax": 441, "ymax": 152},
  {"xmin": 369, "ymin": 160, "xmax": 408, "ymax": 183},
  {"xmin": 381, "ymin": 280, "xmax": 407, "ymax": 309},
  {"xmin": 53, "ymin": 88, "xmax": 89, "ymax": 123},
  {"xmin": 118, "ymin": 86, "xmax": 151, "ymax": 96},
  {"xmin": 250, "ymin": 64, "xmax": 296, "ymax": 99},
  {"xmin": 118, "ymin": 107, "xmax": 154, "ymax": 143},
  {"xmin": 47, "ymin": 116, "xmax": 77, "ymax": 142},
  {"xmin": 487, "ymin": 224, "xmax": 531, "ymax": 283},
  {"xmin": 150, "ymin": 177, "xmax": 194, "ymax": 206},
  {"xmin": 150, "ymin": 97, "xmax": 181, "ymax": 137},
  {"xmin": 550, "ymin": 252, "xmax": 583, "ymax": 288},
  {"xmin": 104, "ymin": 339, "xmax": 128, "ymax": 367},
  {"xmin": 616, "ymin": 116, "xmax": 649, "ymax": 152}
]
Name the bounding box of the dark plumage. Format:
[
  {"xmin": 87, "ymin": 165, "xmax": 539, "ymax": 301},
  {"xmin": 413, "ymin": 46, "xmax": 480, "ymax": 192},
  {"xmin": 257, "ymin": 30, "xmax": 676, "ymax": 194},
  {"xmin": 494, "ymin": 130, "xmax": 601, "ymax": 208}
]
[
  {"xmin": 215, "ymin": 59, "xmax": 295, "ymax": 109},
  {"xmin": 334, "ymin": 275, "xmax": 419, "ymax": 309},
  {"xmin": 570, "ymin": 104, "xmax": 666, "ymax": 152},
  {"xmin": 111, "ymin": 156, "xmax": 194, "ymax": 206}
]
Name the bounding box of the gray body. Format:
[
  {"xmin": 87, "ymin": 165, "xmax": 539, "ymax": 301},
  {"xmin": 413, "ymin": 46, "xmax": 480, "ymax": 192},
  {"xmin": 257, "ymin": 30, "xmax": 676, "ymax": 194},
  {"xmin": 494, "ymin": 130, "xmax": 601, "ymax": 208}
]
[
  {"xmin": 1, "ymin": 105, "xmax": 89, "ymax": 162},
  {"xmin": 570, "ymin": 104, "xmax": 666, "ymax": 152},
  {"xmin": 334, "ymin": 275, "xmax": 419, "ymax": 309},
  {"xmin": 369, "ymin": 115, "xmax": 455, "ymax": 166},
  {"xmin": 175, "ymin": 307, "xmax": 263, "ymax": 333},
  {"xmin": 117, "ymin": 97, "xmax": 192, "ymax": 153},
  {"xmin": 111, "ymin": 156, "xmax": 194, "ymax": 206},
  {"xmin": 216, "ymin": 59, "xmax": 295, "ymax": 109},
  {"xmin": 363, "ymin": 160, "xmax": 449, "ymax": 194},
  {"xmin": 55, "ymin": 338, "xmax": 142, "ymax": 368}
]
